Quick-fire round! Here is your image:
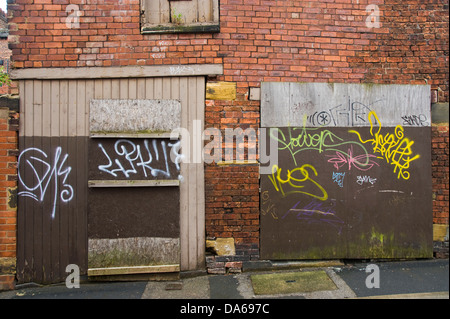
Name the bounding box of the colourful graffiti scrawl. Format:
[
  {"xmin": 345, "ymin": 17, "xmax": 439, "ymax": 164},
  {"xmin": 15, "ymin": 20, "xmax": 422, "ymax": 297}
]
[
  {"xmin": 270, "ymin": 124, "xmax": 374, "ymax": 167},
  {"xmin": 349, "ymin": 111, "xmax": 420, "ymax": 180},
  {"xmin": 268, "ymin": 164, "xmax": 328, "ymax": 200}
]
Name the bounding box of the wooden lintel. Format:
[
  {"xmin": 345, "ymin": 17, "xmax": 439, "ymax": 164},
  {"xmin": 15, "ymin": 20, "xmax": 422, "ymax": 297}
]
[
  {"xmin": 11, "ymin": 64, "xmax": 223, "ymax": 80},
  {"xmin": 90, "ymin": 132, "xmax": 179, "ymax": 139}
]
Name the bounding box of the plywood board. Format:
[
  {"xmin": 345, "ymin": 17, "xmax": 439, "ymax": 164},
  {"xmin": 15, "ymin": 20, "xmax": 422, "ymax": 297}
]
[
  {"xmin": 90, "ymin": 99, "xmax": 181, "ymax": 134},
  {"xmin": 260, "ymin": 83, "xmax": 433, "ymax": 260},
  {"xmin": 261, "ymin": 83, "xmax": 431, "ymax": 128}
]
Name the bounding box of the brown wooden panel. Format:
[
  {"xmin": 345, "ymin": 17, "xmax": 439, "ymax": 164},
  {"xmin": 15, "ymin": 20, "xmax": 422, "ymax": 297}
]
[
  {"xmin": 88, "ymin": 187, "xmax": 180, "ymax": 239},
  {"xmin": 260, "ymin": 126, "xmax": 433, "ymax": 259},
  {"xmin": 17, "ymin": 137, "xmax": 88, "ymax": 284}
]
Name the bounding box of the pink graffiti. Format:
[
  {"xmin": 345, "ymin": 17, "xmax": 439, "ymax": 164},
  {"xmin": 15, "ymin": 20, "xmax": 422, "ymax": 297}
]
[{"xmin": 326, "ymin": 146, "xmax": 379, "ymax": 172}]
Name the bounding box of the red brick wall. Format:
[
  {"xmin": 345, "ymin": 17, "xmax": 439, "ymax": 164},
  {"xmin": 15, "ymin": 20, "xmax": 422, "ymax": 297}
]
[
  {"xmin": 0, "ymin": 107, "xmax": 18, "ymax": 259},
  {"xmin": 7, "ymin": 0, "xmax": 448, "ymax": 95},
  {"xmin": 205, "ymin": 164, "xmax": 260, "ymax": 255},
  {"xmin": 6, "ymin": 0, "xmax": 450, "ymax": 258},
  {"xmin": 204, "ymin": 97, "xmax": 260, "ymax": 256},
  {"xmin": 0, "ymin": 105, "xmax": 18, "ymax": 291},
  {"xmin": 352, "ymin": 0, "xmax": 449, "ymax": 102},
  {"xmin": 432, "ymin": 125, "xmax": 449, "ymax": 225}
]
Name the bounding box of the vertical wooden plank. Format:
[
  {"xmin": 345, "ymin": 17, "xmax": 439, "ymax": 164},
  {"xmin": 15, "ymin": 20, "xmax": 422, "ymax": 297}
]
[
  {"xmin": 59, "ymin": 80, "xmax": 70, "ymax": 279},
  {"xmin": 137, "ymin": 78, "xmax": 146, "ymax": 99},
  {"xmin": 41, "ymin": 81, "xmax": 52, "ymax": 283},
  {"xmin": 76, "ymin": 80, "xmax": 86, "ymax": 137},
  {"xmin": 32, "ymin": 80, "xmax": 42, "ymax": 137},
  {"xmin": 162, "ymin": 77, "xmax": 171, "ymax": 99},
  {"xmin": 111, "ymin": 79, "xmax": 120, "ymax": 99},
  {"xmin": 85, "ymin": 80, "xmax": 95, "ymax": 136},
  {"xmin": 187, "ymin": 77, "xmax": 198, "ymax": 270},
  {"xmin": 195, "ymin": 76, "xmax": 205, "ymax": 268},
  {"xmin": 128, "ymin": 78, "xmax": 137, "ymax": 99},
  {"xmin": 67, "ymin": 80, "xmax": 77, "ymax": 268},
  {"xmin": 68, "ymin": 80, "xmax": 78, "ymax": 137},
  {"xmin": 153, "ymin": 78, "xmax": 163, "ymax": 99},
  {"xmin": 23, "ymin": 80, "xmax": 34, "ymax": 137},
  {"xmin": 50, "ymin": 81, "xmax": 60, "ymax": 138},
  {"xmin": 42, "ymin": 81, "xmax": 51, "ymax": 137},
  {"xmin": 33, "ymin": 80, "xmax": 44, "ymax": 283},
  {"xmin": 178, "ymin": 76, "xmax": 189, "ymax": 271},
  {"xmin": 49, "ymin": 80, "xmax": 60, "ymax": 282},
  {"xmin": 18, "ymin": 80, "xmax": 25, "ymax": 137},
  {"xmin": 102, "ymin": 79, "xmax": 112, "ymax": 100},
  {"xmin": 171, "ymin": 77, "xmax": 180, "ymax": 100},
  {"xmin": 59, "ymin": 80, "xmax": 69, "ymax": 137},
  {"xmin": 67, "ymin": 138, "xmax": 77, "ymax": 266},
  {"xmin": 17, "ymin": 80, "xmax": 33, "ymax": 282},
  {"xmin": 170, "ymin": 77, "xmax": 183, "ymax": 268},
  {"xmin": 24, "ymin": 80, "xmax": 35, "ymax": 282},
  {"xmin": 16, "ymin": 81, "xmax": 24, "ymax": 282},
  {"xmin": 119, "ymin": 79, "xmax": 128, "ymax": 99},
  {"xmin": 81, "ymin": 80, "xmax": 92, "ymax": 272},
  {"xmin": 145, "ymin": 78, "xmax": 154, "ymax": 99},
  {"xmin": 94, "ymin": 79, "xmax": 103, "ymax": 99}
]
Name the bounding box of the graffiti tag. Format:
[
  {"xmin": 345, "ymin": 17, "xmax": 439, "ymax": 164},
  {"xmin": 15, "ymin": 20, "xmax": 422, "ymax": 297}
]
[{"xmin": 18, "ymin": 147, "xmax": 74, "ymax": 219}]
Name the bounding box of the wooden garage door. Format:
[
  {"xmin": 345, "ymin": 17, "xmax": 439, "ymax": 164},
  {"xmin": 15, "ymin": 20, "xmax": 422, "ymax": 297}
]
[{"xmin": 17, "ymin": 76, "xmax": 205, "ymax": 284}]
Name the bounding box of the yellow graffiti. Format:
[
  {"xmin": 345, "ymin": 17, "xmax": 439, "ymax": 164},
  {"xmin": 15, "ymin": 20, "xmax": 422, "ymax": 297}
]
[
  {"xmin": 268, "ymin": 164, "xmax": 328, "ymax": 200},
  {"xmin": 349, "ymin": 111, "xmax": 420, "ymax": 180}
]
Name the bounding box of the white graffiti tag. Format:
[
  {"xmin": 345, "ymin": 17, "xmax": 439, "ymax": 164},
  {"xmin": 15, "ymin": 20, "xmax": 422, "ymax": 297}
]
[
  {"xmin": 18, "ymin": 147, "xmax": 74, "ymax": 219},
  {"xmin": 98, "ymin": 139, "xmax": 182, "ymax": 180},
  {"xmin": 356, "ymin": 175, "xmax": 377, "ymax": 186}
]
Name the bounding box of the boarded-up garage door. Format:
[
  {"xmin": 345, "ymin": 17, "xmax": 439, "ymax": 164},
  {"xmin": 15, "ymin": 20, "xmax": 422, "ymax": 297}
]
[
  {"xmin": 260, "ymin": 83, "xmax": 433, "ymax": 260},
  {"xmin": 17, "ymin": 76, "xmax": 205, "ymax": 284}
]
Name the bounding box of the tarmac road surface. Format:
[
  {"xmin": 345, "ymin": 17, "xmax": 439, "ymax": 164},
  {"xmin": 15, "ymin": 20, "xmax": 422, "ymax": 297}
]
[{"xmin": 0, "ymin": 258, "xmax": 448, "ymax": 300}]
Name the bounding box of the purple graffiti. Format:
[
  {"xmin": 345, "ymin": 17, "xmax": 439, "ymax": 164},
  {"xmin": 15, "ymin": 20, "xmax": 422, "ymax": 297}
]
[{"xmin": 282, "ymin": 199, "xmax": 344, "ymax": 234}]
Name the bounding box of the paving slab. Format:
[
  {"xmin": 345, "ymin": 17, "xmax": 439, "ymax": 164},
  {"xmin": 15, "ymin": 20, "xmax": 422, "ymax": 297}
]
[
  {"xmin": 142, "ymin": 276, "xmax": 210, "ymax": 299},
  {"xmin": 209, "ymin": 275, "xmax": 243, "ymax": 299},
  {"xmin": 251, "ymin": 270, "xmax": 337, "ymax": 295}
]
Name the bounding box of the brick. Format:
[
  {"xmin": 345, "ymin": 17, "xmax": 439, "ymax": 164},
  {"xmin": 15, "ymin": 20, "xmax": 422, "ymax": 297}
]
[{"xmin": 207, "ymin": 267, "xmax": 226, "ymax": 274}]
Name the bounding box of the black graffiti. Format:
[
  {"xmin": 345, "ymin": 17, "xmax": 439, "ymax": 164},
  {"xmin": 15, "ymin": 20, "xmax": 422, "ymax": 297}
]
[
  {"xmin": 401, "ymin": 114, "xmax": 428, "ymax": 126},
  {"xmin": 305, "ymin": 98, "xmax": 383, "ymax": 127}
]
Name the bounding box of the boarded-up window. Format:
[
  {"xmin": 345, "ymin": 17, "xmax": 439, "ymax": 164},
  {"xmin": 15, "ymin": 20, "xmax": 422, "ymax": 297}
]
[
  {"xmin": 87, "ymin": 99, "xmax": 182, "ymax": 277},
  {"xmin": 140, "ymin": 0, "xmax": 220, "ymax": 34}
]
